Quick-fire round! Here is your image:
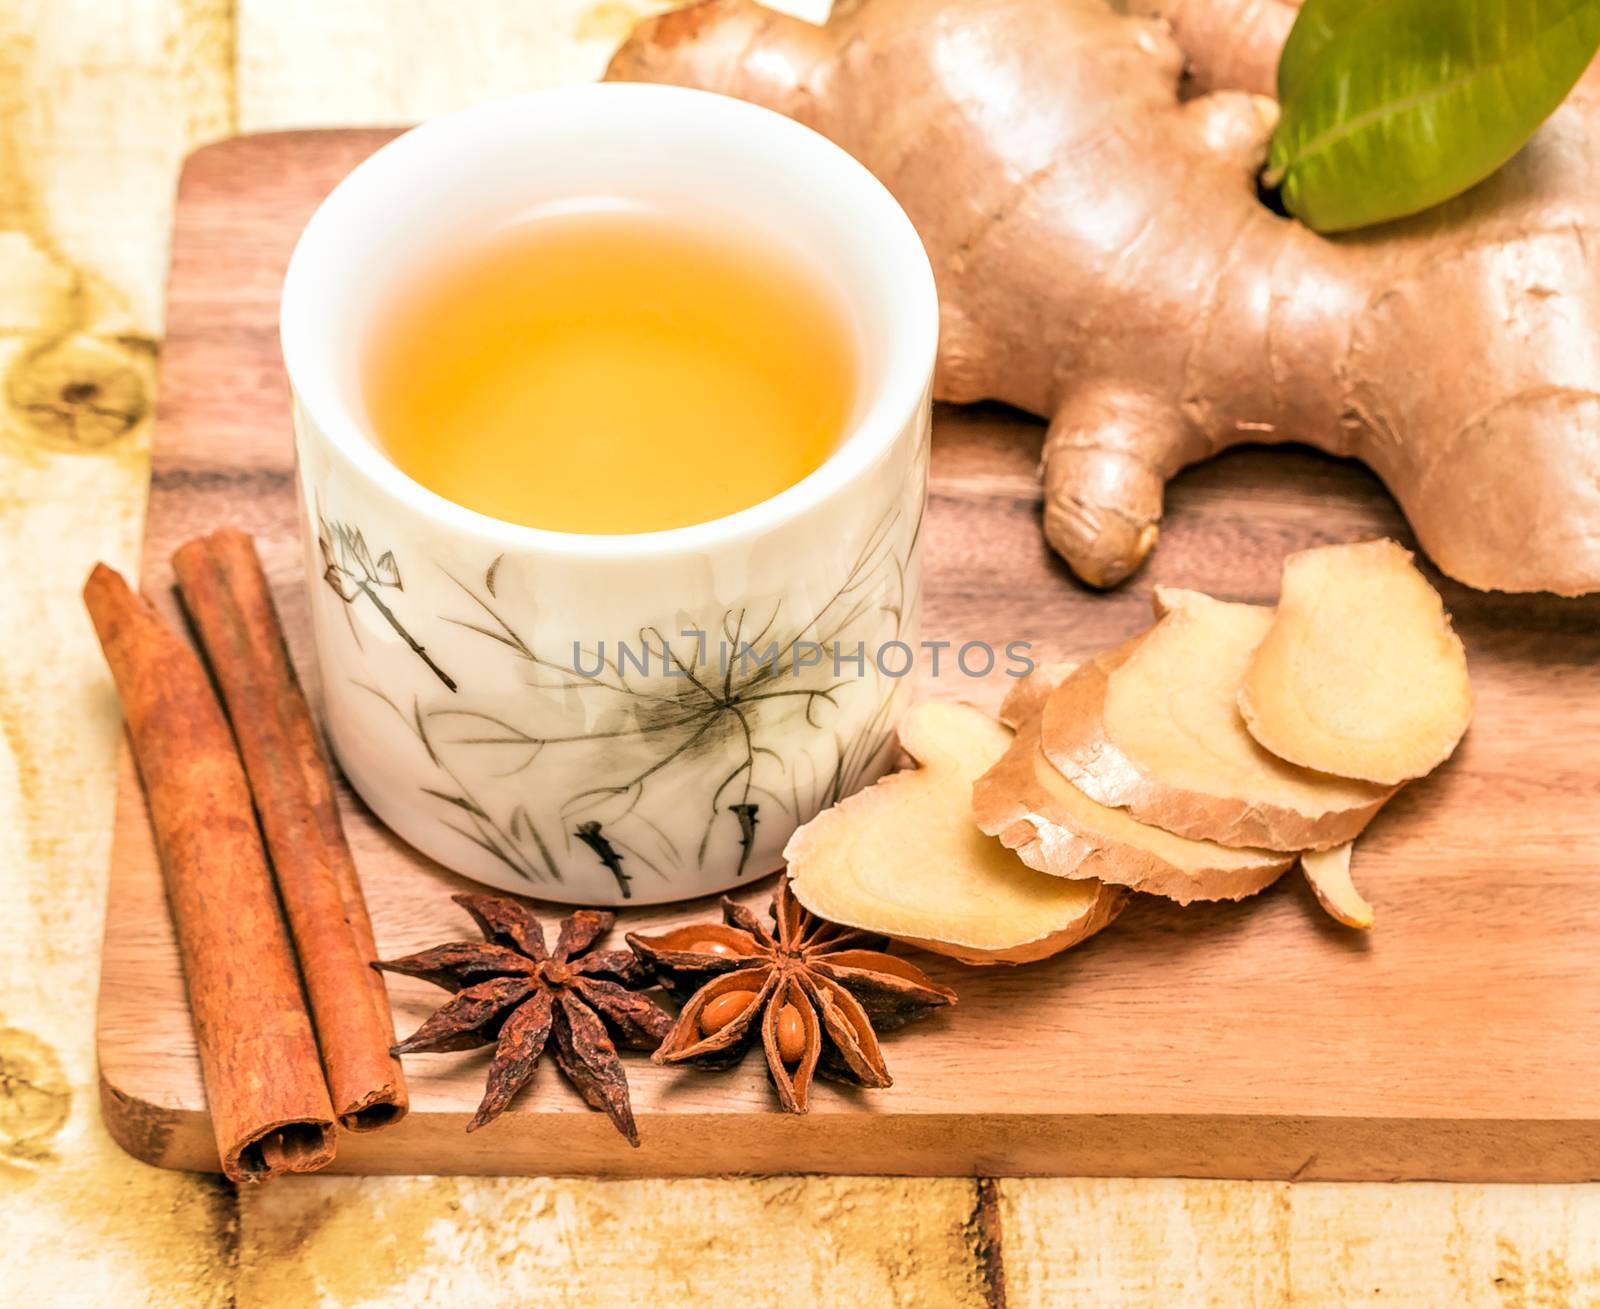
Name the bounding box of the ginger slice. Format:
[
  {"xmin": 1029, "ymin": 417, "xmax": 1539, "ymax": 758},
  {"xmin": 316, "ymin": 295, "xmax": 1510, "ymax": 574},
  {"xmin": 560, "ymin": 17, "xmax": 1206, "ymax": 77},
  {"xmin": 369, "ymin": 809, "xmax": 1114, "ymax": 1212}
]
[
  {"xmin": 1300, "ymin": 842, "xmax": 1374, "ymax": 930},
  {"xmin": 784, "ymin": 701, "xmax": 1125, "ymax": 966},
  {"xmin": 974, "ymin": 718, "xmax": 1295, "ymax": 904},
  {"xmin": 1041, "ymin": 591, "xmax": 1394, "ymax": 851},
  {"xmin": 1239, "ymin": 540, "xmax": 1473, "ymax": 785},
  {"xmin": 998, "ymin": 659, "xmax": 1082, "ymax": 728}
]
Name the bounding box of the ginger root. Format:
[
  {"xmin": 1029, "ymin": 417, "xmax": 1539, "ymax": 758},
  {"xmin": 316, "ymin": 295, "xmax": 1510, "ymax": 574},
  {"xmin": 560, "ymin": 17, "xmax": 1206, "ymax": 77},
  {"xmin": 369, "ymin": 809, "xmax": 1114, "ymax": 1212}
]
[
  {"xmin": 784, "ymin": 701, "xmax": 1125, "ymax": 965},
  {"xmin": 608, "ymin": 0, "xmax": 1600, "ymax": 595},
  {"xmin": 1039, "ymin": 590, "xmax": 1393, "ymax": 850},
  {"xmin": 1300, "ymin": 842, "xmax": 1373, "ymax": 930},
  {"xmin": 1239, "ymin": 540, "xmax": 1474, "ymax": 784}
]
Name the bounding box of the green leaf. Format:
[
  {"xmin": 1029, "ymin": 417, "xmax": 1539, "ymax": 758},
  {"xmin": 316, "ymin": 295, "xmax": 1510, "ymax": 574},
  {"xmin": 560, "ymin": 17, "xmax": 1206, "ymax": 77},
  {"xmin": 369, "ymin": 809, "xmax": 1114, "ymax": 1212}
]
[
  {"xmin": 1276, "ymin": 0, "xmax": 1386, "ymax": 104},
  {"xmin": 1268, "ymin": 0, "xmax": 1600, "ymax": 233}
]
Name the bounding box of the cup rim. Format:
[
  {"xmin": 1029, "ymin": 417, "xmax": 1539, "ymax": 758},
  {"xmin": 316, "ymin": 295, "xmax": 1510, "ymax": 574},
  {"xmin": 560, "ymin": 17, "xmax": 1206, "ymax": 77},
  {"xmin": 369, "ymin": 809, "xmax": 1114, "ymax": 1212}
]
[{"xmin": 280, "ymin": 82, "xmax": 939, "ymax": 560}]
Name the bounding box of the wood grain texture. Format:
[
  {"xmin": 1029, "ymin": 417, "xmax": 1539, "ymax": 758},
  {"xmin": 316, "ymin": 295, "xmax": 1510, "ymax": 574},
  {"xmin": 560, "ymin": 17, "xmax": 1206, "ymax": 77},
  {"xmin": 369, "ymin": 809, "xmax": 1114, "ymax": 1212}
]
[
  {"xmin": 1002, "ymin": 1179, "xmax": 1600, "ymax": 1307},
  {"xmin": 95, "ymin": 129, "xmax": 1600, "ymax": 1184},
  {"xmin": 234, "ymin": 0, "xmax": 835, "ymax": 132},
  {"xmin": 236, "ymin": 0, "xmax": 656, "ymax": 130},
  {"xmin": 234, "ymin": 1174, "xmax": 993, "ymax": 1307},
  {"xmin": 0, "ymin": 1, "xmax": 239, "ymax": 1305}
]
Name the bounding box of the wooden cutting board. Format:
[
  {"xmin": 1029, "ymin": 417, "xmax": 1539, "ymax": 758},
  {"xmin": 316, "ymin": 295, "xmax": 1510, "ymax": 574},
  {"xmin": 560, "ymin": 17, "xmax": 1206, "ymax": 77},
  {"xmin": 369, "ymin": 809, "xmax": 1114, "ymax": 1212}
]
[{"xmin": 97, "ymin": 130, "xmax": 1600, "ymax": 1180}]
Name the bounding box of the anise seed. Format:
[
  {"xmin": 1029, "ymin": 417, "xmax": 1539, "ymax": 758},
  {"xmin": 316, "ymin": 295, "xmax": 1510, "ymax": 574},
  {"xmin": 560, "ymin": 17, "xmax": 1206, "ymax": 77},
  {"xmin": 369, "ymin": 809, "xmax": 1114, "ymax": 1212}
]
[
  {"xmin": 377, "ymin": 896, "xmax": 673, "ymax": 1144},
  {"xmin": 628, "ymin": 877, "xmax": 958, "ymax": 1115},
  {"xmin": 776, "ymin": 1003, "xmax": 806, "ymax": 1063},
  {"xmin": 699, "ymin": 989, "xmax": 757, "ymax": 1037}
]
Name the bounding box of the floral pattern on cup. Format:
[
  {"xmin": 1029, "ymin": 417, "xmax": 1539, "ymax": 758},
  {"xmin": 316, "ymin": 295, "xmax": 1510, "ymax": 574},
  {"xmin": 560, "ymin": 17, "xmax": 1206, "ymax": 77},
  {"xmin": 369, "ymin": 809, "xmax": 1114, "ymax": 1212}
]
[{"xmin": 314, "ymin": 485, "xmax": 922, "ymax": 902}]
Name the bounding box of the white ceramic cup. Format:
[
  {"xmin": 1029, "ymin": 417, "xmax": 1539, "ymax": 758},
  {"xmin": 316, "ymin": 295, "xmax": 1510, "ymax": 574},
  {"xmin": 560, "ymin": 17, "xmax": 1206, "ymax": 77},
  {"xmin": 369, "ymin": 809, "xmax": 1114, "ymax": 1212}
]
[{"xmin": 281, "ymin": 84, "xmax": 938, "ymax": 906}]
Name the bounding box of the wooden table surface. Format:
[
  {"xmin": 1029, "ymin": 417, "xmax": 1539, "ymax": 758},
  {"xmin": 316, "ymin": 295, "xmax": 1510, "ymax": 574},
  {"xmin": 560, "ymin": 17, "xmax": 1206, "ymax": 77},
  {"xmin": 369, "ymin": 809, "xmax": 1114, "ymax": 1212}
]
[{"xmin": 1, "ymin": 2, "xmax": 1595, "ymax": 1304}]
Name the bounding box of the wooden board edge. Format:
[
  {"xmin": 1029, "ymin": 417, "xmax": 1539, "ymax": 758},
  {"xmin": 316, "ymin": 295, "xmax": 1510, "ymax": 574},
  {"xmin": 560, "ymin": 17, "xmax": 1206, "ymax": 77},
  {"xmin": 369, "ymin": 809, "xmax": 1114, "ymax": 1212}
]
[
  {"xmin": 91, "ymin": 1094, "xmax": 1600, "ymax": 1182},
  {"xmin": 327, "ymin": 1113, "xmax": 1600, "ymax": 1182},
  {"xmin": 98, "ymin": 1065, "xmax": 210, "ymax": 1174},
  {"xmin": 174, "ymin": 127, "xmax": 403, "ymax": 199}
]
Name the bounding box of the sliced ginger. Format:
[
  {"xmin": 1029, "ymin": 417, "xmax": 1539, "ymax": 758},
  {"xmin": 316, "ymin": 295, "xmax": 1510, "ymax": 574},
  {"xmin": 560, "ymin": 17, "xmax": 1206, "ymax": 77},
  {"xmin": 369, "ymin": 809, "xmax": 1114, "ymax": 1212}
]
[
  {"xmin": 998, "ymin": 659, "xmax": 1081, "ymax": 728},
  {"xmin": 975, "ymin": 717, "xmax": 1296, "ymax": 903},
  {"xmin": 1041, "ymin": 590, "xmax": 1394, "ymax": 851},
  {"xmin": 1239, "ymin": 540, "xmax": 1473, "ymax": 785},
  {"xmin": 784, "ymin": 701, "xmax": 1125, "ymax": 966},
  {"xmin": 788, "ymin": 553, "xmax": 1461, "ymax": 955},
  {"xmin": 1300, "ymin": 842, "xmax": 1373, "ymax": 930}
]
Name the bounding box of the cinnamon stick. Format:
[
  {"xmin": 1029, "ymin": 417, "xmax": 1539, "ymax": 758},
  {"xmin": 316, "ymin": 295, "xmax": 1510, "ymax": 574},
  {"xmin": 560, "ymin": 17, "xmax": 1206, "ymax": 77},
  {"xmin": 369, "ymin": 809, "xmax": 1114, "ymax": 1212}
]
[
  {"xmin": 173, "ymin": 529, "xmax": 407, "ymax": 1132},
  {"xmin": 84, "ymin": 564, "xmax": 337, "ymax": 1183}
]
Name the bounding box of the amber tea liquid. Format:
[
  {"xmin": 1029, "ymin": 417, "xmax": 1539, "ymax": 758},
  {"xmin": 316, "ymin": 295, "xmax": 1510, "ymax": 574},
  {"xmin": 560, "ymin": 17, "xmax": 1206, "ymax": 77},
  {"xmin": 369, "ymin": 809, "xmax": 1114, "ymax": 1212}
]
[{"xmin": 362, "ymin": 202, "xmax": 860, "ymax": 534}]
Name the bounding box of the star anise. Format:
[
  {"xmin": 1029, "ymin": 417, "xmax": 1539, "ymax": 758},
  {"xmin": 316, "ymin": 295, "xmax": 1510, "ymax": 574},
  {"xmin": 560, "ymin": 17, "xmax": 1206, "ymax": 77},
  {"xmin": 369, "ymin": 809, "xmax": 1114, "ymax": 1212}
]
[
  {"xmin": 374, "ymin": 893, "xmax": 672, "ymax": 1145},
  {"xmin": 626, "ymin": 878, "xmax": 956, "ymax": 1112}
]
